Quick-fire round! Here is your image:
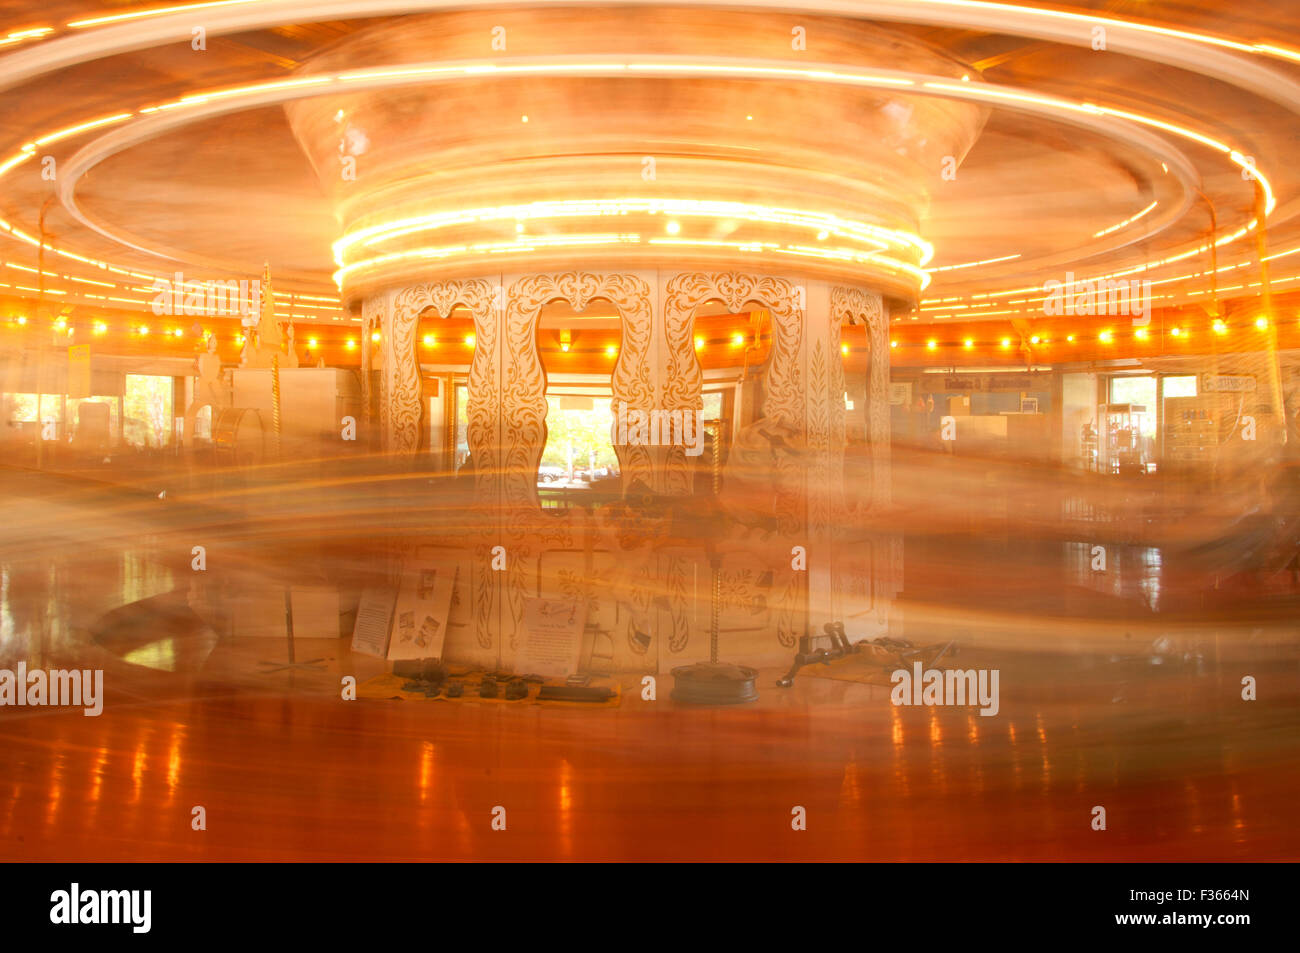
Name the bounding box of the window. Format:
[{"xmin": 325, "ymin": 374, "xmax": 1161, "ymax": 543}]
[
  {"xmin": 124, "ymin": 375, "xmax": 174, "ymax": 448},
  {"xmin": 5, "ymin": 394, "xmax": 64, "ymax": 424},
  {"xmin": 702, "ymin": 391, "xmax": 724, "ymax": 422},
  {"xmin": 1108, "ymin": 376, "xmax": 1157, "ymax": 439},
  {"xmin": 539, "ymin": 395, "xmax": 620, "ymax": 488},
  {"xmin": 1163, "ymin": 375, "xmax": 1197, "ymax": 398}
]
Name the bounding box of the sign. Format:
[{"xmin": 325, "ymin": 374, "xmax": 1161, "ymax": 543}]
[
  {"xmin": 387, "ymin": 549, "xmax": 458, "ymax": 661},
  {"xmin": 516, "ymin": 597, "xmax": 586, "ymax": 677},
  {"xmin": 1202, "ymin": 374, "xmax": 1255, "ymax": 393},
  {"xmin": 351, "ymin": 587, "xmax": 396, "ymax": 658},
  {"xmin": 944, "ymin": 377, "xmax": 977, "ymax": 391},
  {"xmin": 67, "ymin": 345, "xmax": 91, "ymax": 399},
  {"xmin": 889, "ymin": 382, "xmax": 912, "ymax": 405},
  {"xmin": 992, "ymin": 375, "xmax": 1034, "ymax": 391}
]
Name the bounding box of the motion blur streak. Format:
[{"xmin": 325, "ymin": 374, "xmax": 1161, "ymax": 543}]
[{"xmin": 0, "ymin": 433, "xmax": 1296, "ymax": 860}]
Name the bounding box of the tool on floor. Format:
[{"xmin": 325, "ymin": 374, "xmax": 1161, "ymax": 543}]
[
  {"xmin": 777, "ymin": 620, "xmax": 857, "ymax": 688},
  {"xmin": 393, "ymin": 658, "xmax": 447, "ymax": 683}
]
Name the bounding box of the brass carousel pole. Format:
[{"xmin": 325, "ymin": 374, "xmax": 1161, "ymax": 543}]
[{"xmin": 270, "ymin": 352, "xmax": 283, "ymax": 460}]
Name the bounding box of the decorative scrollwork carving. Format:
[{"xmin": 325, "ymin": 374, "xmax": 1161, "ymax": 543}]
[
  {"xmin": 665, "ymin": 553, "xmax": 691, "ymax": 654},
  {"xmin": 501, "ymin": 275, "xmax": 560, "ymax": 513},
  {"xmin": 807, "ymin": 338, "xmax": 832, "ymax": 541},
  {"xmin": 386, "ymin": 281, "xmax": 497, "ymax": 456},
  {"xmin": 503, "ymin": 272, "xmax": 656, "ymax": 506},
  {"xmin": 663, "ymin": 272, "xmax": 803, "ymax": 488},
  {"xmin": 498, "ymin": 273, "xmax": 654, "ymax": 640},
  {"xmin": 602, "ymin": 274, "xmax": 654, "ymax": 493},
  {"xmin": 831, "ymin": 286, "xmax": 889, "ymax": 511}
]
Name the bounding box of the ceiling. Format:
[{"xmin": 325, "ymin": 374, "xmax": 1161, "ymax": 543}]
[{"xmin": 0, "ymin": 1, "xmax": 1297, "ymax": 328}]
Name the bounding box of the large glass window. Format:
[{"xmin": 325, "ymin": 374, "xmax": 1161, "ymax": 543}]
[
  {"xmin": 540, "ymin": 395, "xmax": 620, "ymax": 489},
  {"xmin": 124, "ymin": 375, "xmax": 174, "ymax": 448},
  {"xmin": 5, "ymin": 393, "xmax": 64, "ymax": 424},
  {"xmin": 702, "ymin": 391, "xmax": 724, "ymax": 422},
  {"xmin": 1108, "ymin": 376, "xmax": 1157, "ymax": 438}
]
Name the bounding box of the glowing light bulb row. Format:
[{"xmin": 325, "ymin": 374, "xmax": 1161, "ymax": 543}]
[
  {"xmin": 883, "ymin": 316, "xmax": 1292, "ymax": 354},
  {"xmin": 333, "ymin": 234, "xmax": 931, "ymax": 291},
  {"xmin": 3, "ymin": 315, "xmax": 341, "ymax": 337},
  {"xmin": 924, "ymin": 242, "xmax": 1300, "ymax": 320},
  {"xmin": 1092, "ymin": 201, "xmax": 1159, "ymax": 239},
  {"xmin": 334, "ymin": 199, "xmax": 931, "ymax": 267},
  {"xmin": 0, "ymin": 52, "xmax": 1275, "ymax": 306}
]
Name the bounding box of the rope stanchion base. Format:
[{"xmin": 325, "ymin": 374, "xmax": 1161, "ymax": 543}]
[{"xmin": 670, "ymin": 661, "xmax": 759, "ymax": 705}]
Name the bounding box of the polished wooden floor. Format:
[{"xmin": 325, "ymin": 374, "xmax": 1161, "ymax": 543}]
[
  {"xmin": 2, "ymin": 467, "xmax": 1297, "ymax": 861},
  {"xmin": 2, "ymin": 650, "xmax": 1296, "ymax": 861}
]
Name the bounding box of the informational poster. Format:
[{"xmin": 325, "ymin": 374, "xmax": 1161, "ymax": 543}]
[
  {"xmin": 386, "ymin": 549, "xmax": 458, "ymax": 661},
  {"xmin": 516, "ymin": 597, "xmax": 586, "ymax": 677},
  {"xmin": 351, "ymin": 587, "xmax": 396, "ymax": 658}
]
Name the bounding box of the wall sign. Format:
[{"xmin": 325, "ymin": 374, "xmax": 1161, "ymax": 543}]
[
  {"xmin": 387, "ymin": 549, "xmax": 458, "ymax": 661},
  {"xmin": 517, "ymin": 597, "xmax": 587, "ymax": 677},
  {"xmin": 1202, "ymin": 374, "xmax": 1256, "ymax": 393},
  {"xmin": 351, "ymin": 587, "xmax": 396, "ymax": 658}
]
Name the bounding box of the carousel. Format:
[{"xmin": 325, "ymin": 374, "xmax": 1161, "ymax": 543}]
[{"xmin": 273, "ymin": 9, "xmax": 980, "ymax": 677}]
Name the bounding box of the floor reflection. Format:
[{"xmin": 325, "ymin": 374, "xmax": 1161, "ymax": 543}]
[{"xmin": 0, "ymin": 466, "xmax": 1295, "ymax": 861}]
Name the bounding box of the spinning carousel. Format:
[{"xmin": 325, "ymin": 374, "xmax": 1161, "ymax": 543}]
[{"xmin": 276, "ymin": 9, "xmax": 980, "ymax": 676}]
